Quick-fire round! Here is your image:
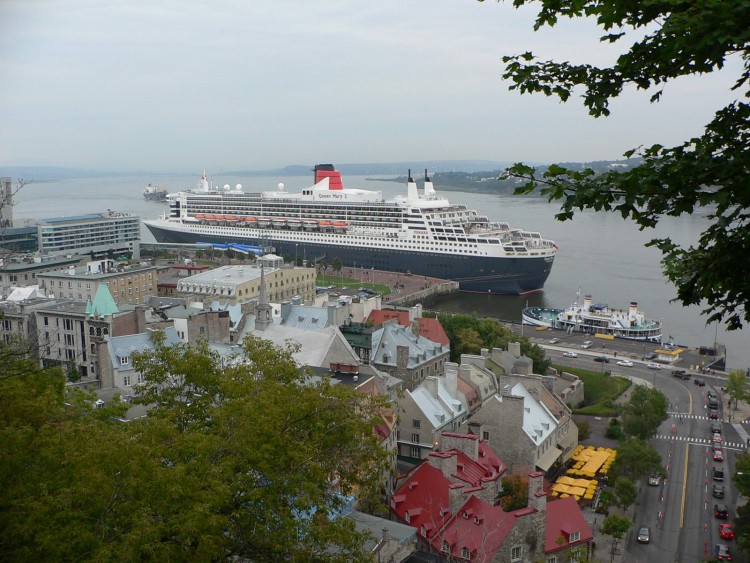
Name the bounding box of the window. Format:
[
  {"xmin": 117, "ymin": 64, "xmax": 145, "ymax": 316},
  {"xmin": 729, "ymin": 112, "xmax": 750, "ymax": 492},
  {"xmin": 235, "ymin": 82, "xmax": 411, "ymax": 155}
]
[
  {"xmin": 547, "ymin": 557, "xmax": 557, "ymax": 563},
  {"xmin": 441, "ymin": 541, "xmax": 450, "ymax": 553},
  {"xmin": 483, "ymin": 431, "xmax": 490, "ymax": 440},
  {"xmin": 461, "ymin": 547, "xmax": 470, "ymax": 560},
  {"xmin": 511, "ymin": 545, "xmax": 522, "ymax": 561},
  {"xmin": 123, "ymin": 375, "xmax": 131, "ymax": 387},
  {"xmin": 120, "ymin": 356, "xmax": 129, "ymax": 365},
  {"xmin": 411, "ymin": 433, "xmax": 420, "ymax": 443},
  {"xmin": 413, "ymin": 418, "xmax": 421, "ymax": 429},
  {"xmin": 410, "ymin": 445, "xmax": 419, "ymax": 458},
  {"xmin": 569, "ymin": 531, "xmax": 580, "ymax": 542}
]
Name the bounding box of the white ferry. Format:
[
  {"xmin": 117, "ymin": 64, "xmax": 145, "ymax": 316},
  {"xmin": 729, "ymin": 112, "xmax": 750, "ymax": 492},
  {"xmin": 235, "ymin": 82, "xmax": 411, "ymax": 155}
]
[
  {"xmin": 522, "ymin": 293, "xmax": 663, "ymax": 340},
  {"xmin": 143, "ymin": 165, "xmax": 557, "ymax": 294}
]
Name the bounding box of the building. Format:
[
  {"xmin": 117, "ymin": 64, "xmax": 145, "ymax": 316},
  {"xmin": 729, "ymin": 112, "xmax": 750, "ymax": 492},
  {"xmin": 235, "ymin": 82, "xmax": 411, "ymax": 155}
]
[
  {"xmin": 37, "ymin": 259, "xmax": 159, "ymax": 306},
  {"xmin": 391, "ymin": 435, "xmax": 593, "ymax": 562},
  {"xmin": 35, "ymin": 211, "xmax": 141, "ymax": 259},
  {"xmin": 33, "ymin": 285, "xmax": 148, "ymax": 383},
  {"xmin": 370, "ymin": 321, "xmax": 450, "ymax": 391},
  {"xmin": 0, "ymin": 255, "xmax": 81, "ymax": 289},
  {"xmin": 176, "ymin": 256, "xmax": 316, "ymax": 305}
]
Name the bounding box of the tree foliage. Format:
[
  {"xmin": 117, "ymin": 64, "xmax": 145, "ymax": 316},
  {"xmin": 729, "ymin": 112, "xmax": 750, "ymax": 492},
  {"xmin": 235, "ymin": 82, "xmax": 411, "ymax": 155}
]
[
  {"xmin": 0, "ymin": 334, "xmax": 389, "ymax": 561},
  {"xmin": 611, "ymin": 437, "xmax": 662, "ymax": 481},
  {"xmin": 488, "ymin": 0, "xmax": 750, "ymax": 329},
  {"xmin": 727, "ymin": 369, "xmax": 748, "ymax": 410},
  {"xmin": 620, "ymin": 384, "xmax": 668, "ymax": 439},
  {"xmin": 613, "ymin": 477, "xmax": 637, "ymax": 509},
  {"xmin": 435, "ymin": 312, "xmax": 551, "ymax": 373},
  {"xmin": 599, "ymin": 514, "xmax": 632, "ymax": 541},
  {"xmin": 499, "ymin": 474, "xmax": 529, "ymax": 511}
]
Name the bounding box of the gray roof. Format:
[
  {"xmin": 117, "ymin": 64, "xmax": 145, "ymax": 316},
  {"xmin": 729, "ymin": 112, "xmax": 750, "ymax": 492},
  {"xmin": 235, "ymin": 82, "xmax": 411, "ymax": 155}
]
[
  {"xmin": 371, "ymin": 322, "xmax": 445, "ymax": 368},
  {"xmin": 107, "ymin": 327, "xmax": 181, "ymax": 369},
  {"xmin": 281, "ymin": 304, "xmax": 330, "ymax": 331},
  {"xmin": 408, "ymin": 381, "xmax": 455, "ymax": 429},
  {"xmin": 511, "ymin": 382, "xmax": 558, "ymax": 444},
  {"xmin": 346, "ymin": 510, "xmax": 417, "ymax": 552}
]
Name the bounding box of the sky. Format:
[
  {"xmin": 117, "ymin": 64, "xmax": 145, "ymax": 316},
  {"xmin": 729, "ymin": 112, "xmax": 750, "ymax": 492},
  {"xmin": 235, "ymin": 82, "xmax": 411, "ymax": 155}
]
[{"xmin": 0, "ymin": 0, "xmax": 744, "ymax": 172}]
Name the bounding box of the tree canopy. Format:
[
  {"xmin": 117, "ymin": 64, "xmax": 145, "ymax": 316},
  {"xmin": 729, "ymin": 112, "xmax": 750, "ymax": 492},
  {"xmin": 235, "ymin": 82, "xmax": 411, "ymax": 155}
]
[
  {"xmin": 1, "ymin": 333, "xmax": 389, "ymax": 562},
  {"xmin": 489, "ymin": 0, "xmax": 750, "ymax": 329},
  {"xmin": 620, "ymin": 384, "xmax": 668, "ymax": 439},
  {"xmin": 611, "ymin": 437, "xmax": 663, "ymax": 480}
]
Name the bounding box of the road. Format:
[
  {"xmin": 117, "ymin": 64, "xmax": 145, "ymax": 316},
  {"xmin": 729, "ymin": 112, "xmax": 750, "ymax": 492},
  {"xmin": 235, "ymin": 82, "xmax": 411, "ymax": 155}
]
[{"xmin": 528, "ymin": 329, "xmax": 746, "ymax": 563}]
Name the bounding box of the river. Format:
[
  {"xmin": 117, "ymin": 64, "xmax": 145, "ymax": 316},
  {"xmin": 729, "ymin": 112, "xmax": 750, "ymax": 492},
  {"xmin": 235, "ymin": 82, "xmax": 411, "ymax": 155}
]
[{"xmin": 10, "ymin": 172, "xmax": 748, "ymax": 371}]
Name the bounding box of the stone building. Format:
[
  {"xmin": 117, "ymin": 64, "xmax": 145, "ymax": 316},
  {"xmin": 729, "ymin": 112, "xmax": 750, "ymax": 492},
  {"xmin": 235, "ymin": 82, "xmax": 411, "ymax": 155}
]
[
  {"xmin": 175, "ymin": 256, "xmax": 316, "ymax": 306},
  {"xmin": 37, "ymin": 259, "xmax": 159, "ymax": 306}
]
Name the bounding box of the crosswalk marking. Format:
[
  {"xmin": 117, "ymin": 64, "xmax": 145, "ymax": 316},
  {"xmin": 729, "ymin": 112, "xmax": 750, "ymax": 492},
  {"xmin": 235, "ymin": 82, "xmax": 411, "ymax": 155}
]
[
  {"xmin": 667, "ymin": 412, "xmax": 713, "ymax": 421},
  {"xmin": 653, "ymin": 434, "xmax": 746, "ymax": 450}
]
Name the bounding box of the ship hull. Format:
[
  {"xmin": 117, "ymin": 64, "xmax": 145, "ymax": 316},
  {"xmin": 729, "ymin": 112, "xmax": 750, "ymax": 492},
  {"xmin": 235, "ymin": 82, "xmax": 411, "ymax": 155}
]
[{"xmin": 145, "ymin": 222, "xmax": 554, "ymax": 294}]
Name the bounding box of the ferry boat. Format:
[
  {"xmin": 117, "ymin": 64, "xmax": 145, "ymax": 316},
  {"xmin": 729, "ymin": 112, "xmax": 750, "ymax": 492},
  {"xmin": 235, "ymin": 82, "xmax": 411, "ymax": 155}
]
[
  {"xmin": 143, "ymin": 184, "xmax": 168, "ymax": 201},
  {"xmin": 522, "ymin": 292, "xmax": 662, "ymax": 340},
  {"xmin": 143, "ymin": 165, "xmax": 557, "ymax": 293}
]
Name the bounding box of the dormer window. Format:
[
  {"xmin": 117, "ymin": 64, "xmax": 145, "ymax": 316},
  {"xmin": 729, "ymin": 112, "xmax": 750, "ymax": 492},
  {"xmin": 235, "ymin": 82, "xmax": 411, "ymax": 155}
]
[
  {"xmin": 569, "ymin": 531, "xmax": 580, "ymax": 542},
  {"xmin": 119, "ymin": 356, "xmax": 129, "ymax": 365},
  {"xmin": 461, "ymin": 547, "xmax": 471, "ymax": 560},
  {"xmin": 441, "ymin": 540, "xmax": 450, "ymax": 553}
]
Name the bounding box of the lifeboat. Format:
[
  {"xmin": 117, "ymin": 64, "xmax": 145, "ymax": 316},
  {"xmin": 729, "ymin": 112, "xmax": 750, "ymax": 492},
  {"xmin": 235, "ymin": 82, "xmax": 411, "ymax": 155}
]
[
  {"xmin": 271, "ymin": 218, "xmax": 287, "ymax": 228},
  {"xmin": 242, "ymin": 217, "xmax": 258, "ymax": 227},
  {"xmin": 303, "ymin": 219, "xmax": 318, "ymax": 230},
  {"xmin": 194, "ymin": 214, "xmax": 206, "ymax": 221},
  {"xmin": 224, "ymin": 216, "xmax": 239, "ymax": 222},
  {"xmin": 332, "ymin": 221, "xmax": 348, "ymax": 232},
  {"xmin": 287, "ymin": 218, "xmax": 302, "ymax": 230},
  {"xmin": 257, "ymin": 217, "xmax": 271, "ymax": 228},
  {"xmin": 319, "ymin": 221, "xmax": 333, "ymax": 230}
]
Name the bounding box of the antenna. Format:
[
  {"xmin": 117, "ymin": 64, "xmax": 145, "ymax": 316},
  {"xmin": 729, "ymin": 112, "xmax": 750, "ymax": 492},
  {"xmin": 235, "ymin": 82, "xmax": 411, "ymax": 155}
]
[
  {"xmin": 408, "ymin": 169, "xmax": 413, "ymax": 182},
  {"xmin": 424, "ymin": 168, "xmax": 430, "ymax": 182}
]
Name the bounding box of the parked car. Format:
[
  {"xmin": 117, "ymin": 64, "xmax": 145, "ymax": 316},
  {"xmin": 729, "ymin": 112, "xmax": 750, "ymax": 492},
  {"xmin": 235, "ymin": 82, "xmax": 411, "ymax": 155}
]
[
  {"xmin": 672, "ymin": 369, "xmax": 689, "ymax": 379},
  {"xmin": 715, "ymin": 504, "xmax": 729, "ymax": 519},
  {"xmin": 549, "ymin": 337, "xmax": 560, "ymax": 344},
  {"xmin": 708, "ymin": 390, "xmax": 718, "ymax": 400},
  {"xmin": 716, "ymin": 543, "xmax": 732, "ymax": 560},
  {"xmin": 712, "ymin": 422, "xmax": 723, "ymax": 434},
  {"xmin": 713, "ymin": 467, "xmax": 725, "ymax": 481},
  {"xmin": 594, "ymin": 356, "xmax": 610, "ymax": 363},
  {"xmin": 695, "ymin": 378, "xmax": 706, "ymax": 386},
  {"xmin": 713, "ymin": 448, "xmax": 724, "ymax": 462},
  {"xmin": 645, "ymin": 352, "xmax": 658, "ymax": 360},
  {"xmin": 562, "ymin": 351, "xmax": 578, "ymax": 358},
  {"xmin": 617, "ymin": 360, "xmax": 634, "ymax": 367},
  {"xmin": 581, "ymin": 341, "xmax": 593, "ymax": 349},
  {"xmin": 713, "ymin": 432, "xmax": 723, "ymax": 443},
  {"xmin": 637, "ymin": 526, "xmax": 651, "ymax": 544},
  {"xmin": 719, "ymin": 523, "xmax": 734, "ymax": 540},
  {"xmin": 647, "ymin": 363, "xmax": 661, "ymax": 370},
  {"xmin": 710, "ymin": 409, "xmax": 720, "ymax": 419},
  {"xmin": 648, "ymin": 474, "xmax": 661, "ymax": 486},
  {"xmin": 713, "ymin": 484, "xmax": 725, "ymax": 498}
]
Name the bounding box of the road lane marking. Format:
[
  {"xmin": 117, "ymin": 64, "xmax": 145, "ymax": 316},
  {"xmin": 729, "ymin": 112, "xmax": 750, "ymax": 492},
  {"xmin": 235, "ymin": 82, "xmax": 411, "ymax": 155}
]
[{"xmin": 680, "ymin": 443, "xmax": 689, "ymax": 527}]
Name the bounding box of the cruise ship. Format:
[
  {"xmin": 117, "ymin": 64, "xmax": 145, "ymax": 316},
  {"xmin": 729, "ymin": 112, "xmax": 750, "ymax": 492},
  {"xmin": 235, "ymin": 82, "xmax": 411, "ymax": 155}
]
[
  {"xmin": 522, "ymin": 293, "xmax": 662, "ymax": 340},
  {"xmin": 143, "ymin": 165, "xmax": 557, "ymax": 294}
]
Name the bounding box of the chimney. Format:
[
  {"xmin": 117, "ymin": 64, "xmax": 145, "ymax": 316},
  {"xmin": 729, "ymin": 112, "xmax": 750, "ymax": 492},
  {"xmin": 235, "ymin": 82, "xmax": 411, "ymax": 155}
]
[
  {"xmin": 426, "ymin": 451, "xmax": 457, "ymax": 479},
  {"xmin": 411, "ymin": 318, "xmax": 420, "ymax": 338},
  {"xmin": 442, "ymin": 432, "xmax": 479, "ymax": 462},
  {"xmin": 446, "ymin": 364, "xmax": 457, "ymax": 396},
  {"xmin": 280, "ymin": 300, "xmax": 292, "ymax": 323},
  {"xmin": 508, "ymin": 341, "xmax": 521, "ymax": 358},
  {"xmin": 448, "ymin": 483, "xmax": 465, "ymax": 516},
  {"xmin": 381, "ymin": 527, "xmax": 389, "ymax": 543},
  {"xmin": 527, "ymin": 471, "xmax": 546, "ymax": 512}
]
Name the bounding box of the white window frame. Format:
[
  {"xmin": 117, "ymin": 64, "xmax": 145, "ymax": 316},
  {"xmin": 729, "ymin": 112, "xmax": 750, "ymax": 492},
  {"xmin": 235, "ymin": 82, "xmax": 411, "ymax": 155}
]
[
  {"xmin": 569, "ymin": 531, "xmax": 580, "ymax": 542},
  {"xmin": 511, "ymin": 545, "xmax": 522, "ymax": 561}
]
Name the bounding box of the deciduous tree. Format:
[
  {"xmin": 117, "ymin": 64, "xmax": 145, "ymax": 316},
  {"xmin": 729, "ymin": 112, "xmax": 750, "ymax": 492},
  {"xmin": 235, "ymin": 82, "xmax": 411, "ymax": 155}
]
[
  {"xmin": 486, "ymin": 0, "xmax": 750, "ymax": 329},
  {"xmin": 1, "ymin": 333, "xmax": 389, "ymax": 561},
  {"xmin": 621, "ymin": 385, "xmax": 668, "ymax": 439},
  {"xmin": 726, "ymin": 369, "xmax": 748, "ymax": 411},
  {"xmin": 611, "ymin": 437, "xmax": 662, "ymax": 480}
]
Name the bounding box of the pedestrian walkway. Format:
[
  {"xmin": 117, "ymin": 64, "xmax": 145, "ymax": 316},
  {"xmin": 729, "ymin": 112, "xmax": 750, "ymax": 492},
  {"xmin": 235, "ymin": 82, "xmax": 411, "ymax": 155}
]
[
  {"xmin": 667, "ymin": 411, "xmax": 713, "ymax": 421},
  {"xmin": 653, "ymin": 433, "xmax": 747, "ymax": 450}
]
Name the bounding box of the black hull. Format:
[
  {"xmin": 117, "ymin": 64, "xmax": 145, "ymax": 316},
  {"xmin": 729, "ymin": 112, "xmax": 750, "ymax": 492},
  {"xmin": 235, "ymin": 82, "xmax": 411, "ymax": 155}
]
[{"xmin": 145, "ymin": 224, "xmax": 554, "ymax": 294}]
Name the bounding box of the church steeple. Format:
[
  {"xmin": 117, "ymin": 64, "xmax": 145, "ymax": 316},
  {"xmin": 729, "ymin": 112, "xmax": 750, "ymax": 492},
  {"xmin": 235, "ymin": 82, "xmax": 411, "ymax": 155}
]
[{"xmin": 255, "ymin": 265, "xmax": 273, "ymax": 331}]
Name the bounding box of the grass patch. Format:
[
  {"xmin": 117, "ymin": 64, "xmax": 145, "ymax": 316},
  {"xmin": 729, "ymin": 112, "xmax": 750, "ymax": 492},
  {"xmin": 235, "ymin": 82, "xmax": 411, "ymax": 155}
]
[
  {"xmin": 554, "ymin": 364, "xmax": 632, "ymax": 416},
  {"xmin": 316, "ymin": 275, "xmax": 391, "ymax": 295}
]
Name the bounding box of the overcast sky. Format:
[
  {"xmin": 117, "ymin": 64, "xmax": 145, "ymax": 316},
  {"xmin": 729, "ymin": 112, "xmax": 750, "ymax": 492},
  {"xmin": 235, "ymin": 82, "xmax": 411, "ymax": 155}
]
[{"xmin": 0, "ymin": 0, "xmax": 743, "ymax": 172}]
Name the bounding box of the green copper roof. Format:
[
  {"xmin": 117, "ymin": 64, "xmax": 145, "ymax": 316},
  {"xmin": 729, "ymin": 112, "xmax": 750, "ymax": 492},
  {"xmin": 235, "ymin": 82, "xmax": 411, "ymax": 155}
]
[{"xmin": 86, "ymin": 284, "xmax": 119, "ymax": 318}]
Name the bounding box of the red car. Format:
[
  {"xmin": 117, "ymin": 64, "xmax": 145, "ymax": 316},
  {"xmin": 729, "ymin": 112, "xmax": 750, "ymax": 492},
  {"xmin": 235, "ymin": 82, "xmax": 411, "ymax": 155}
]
[
  {"xmin": 720, "ymin": 523, "xmax": 734, "ymax": 540},
  {"xmin": 713, "ymin": 448, "xmax": 725, "ymax": 462}
]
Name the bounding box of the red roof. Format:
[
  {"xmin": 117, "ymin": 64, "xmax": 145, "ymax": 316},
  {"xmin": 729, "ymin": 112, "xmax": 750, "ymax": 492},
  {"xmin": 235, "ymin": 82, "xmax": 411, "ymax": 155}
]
[
  {"xmin": 545, "ymin": 496, "xmax": 594, "ymax": 554},
  {"xmin": 435, "ymin": 495, "xmax": 517, "ymax": 561},
  {"xmin": 477, "ymin": 440, "xmax": 506, "ymax": 476},
  {"xmin": 391, "ymin": 463, "xmax": 451, "ymax": 536},
  {"xmin": 366, "ymin": 310, "xmax": 450, "ymax": 345}
]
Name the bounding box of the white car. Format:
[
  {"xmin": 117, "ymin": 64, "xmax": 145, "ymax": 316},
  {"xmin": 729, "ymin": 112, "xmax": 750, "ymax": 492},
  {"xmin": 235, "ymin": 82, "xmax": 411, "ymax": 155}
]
[
  {"xmin": 616, "ymin": 360, "xmax": 634, "ymax": 367},
  {"xmin": 580, "ymin": 341, "xmax": 593, "ymax": 349},
  {"xmin": 647, "ymin": 363, "xmax": 661, "ymax": 370},
  {"xmin": 562, "ymin": 351, "xmax": 578, "ymax": 358},
  {"xmin": 549, "ymin": 337, "xmax": 560, "ymax": 344}
]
